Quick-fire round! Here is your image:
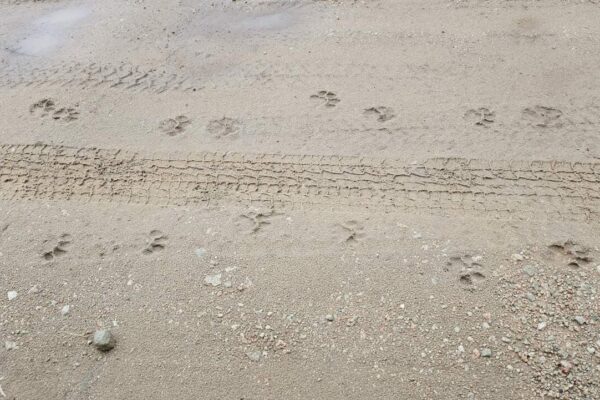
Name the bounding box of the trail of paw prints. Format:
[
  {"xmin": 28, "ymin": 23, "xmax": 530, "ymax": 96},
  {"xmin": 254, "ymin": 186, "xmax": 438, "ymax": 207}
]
[
  {"xmin": 30, "ymin": 98, "xmax": 79, "ymax": 122},
  {"xmin": 237, "ymin": 210, "xmax": 281, "ymax": 234},
  {"xmin": 464, "ymin": 107, "xmax": 495, "ymax": 127},
  {"xmin": 547, "ymin": 240, "xmax": 592, "ymax": 269},
  {"xmin": 42, "ymin": 234, "xmax": 72, "ymax": 261},
  {"xmin": 334, "ymin": 221, "xmax": 366, "ymax": 244},
  {"xmin": 364, "ymin": 106, "xmax": 395, "ymax": 122},
  {"xmin": 142, "ymin": 230, "xmax": 167, "ymax": 255},
  {"xmin": 159, "ymin": 115, "xmax": 191, "ymax": 136},
  {"xmin": 522, "ymin": 105, "xmax": 562, "ymax": 128},
  {"xmin": 207, "ymin": 117, "xmax": 241, "ymax": 138},
  {"xmin": 445, "ymin": 254, "xmax": 486, "ymax": 286},
  {"xmin": 310, "ymin": 90, "xmax": 340, "ymax": 107}
]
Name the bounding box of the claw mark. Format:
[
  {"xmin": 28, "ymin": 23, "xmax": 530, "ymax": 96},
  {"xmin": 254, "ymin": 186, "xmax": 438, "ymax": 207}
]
[
  {"xmin": 240, "ymin": 210, "xmax": 281, "ymax": 234},
  {"xmin": 42, "ymin": 233, "xmax": 72, "ymax": 261},
  {"xmin": 142, "ymin": 230, "xmax": 168, "ymax": 254},
  {"xmin": 335, "ymin": 220, "xmax": 366, "ymax": 244}
]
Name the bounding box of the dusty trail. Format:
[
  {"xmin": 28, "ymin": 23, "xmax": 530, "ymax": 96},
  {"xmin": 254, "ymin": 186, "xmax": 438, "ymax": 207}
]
[{"xmin": 1, "ymin": 1, "xmax": 599, "ymax": 399}]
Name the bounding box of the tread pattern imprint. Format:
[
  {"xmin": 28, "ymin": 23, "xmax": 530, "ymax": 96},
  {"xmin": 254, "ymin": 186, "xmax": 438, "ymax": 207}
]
[{"xmin": 0, "ymin": 144, "xmax": 599, "ymax": 220}]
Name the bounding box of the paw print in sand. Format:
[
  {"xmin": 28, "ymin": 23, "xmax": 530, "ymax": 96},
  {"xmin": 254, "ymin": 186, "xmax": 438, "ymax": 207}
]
[{"xmin": 310, "ymin": 91, "xmax": 340, "ymax": 107}]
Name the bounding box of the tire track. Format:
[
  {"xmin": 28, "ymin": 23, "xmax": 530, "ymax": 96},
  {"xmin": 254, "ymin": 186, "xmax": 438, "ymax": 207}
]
[
  {"xmin": 1, "ymin": 144, "xmax": 599, "ymax": 218},
  {"xmin": 0, "ymin": 62, "xmax": 203, "ymax": 94}
]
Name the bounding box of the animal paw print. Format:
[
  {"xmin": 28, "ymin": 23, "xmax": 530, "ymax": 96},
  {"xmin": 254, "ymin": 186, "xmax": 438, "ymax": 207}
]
[
  {"xmin": 30, "ymin": 98, "xmax": 79, "ymax": 122},
  {"xmin": 207, "ymin": 117, "xmax": 241, "ymax": 138},
  {"xmin": 548, "ymin": 240, "xmax": 592, "ymax": 269},
  {"xmin": 464, "ymin": 108, "xmax": 495, "ymax": 127},
  {"xmin": 364, "ymin": 106, "xmax": 395, "ymax": 122},
  {"xmin": 42, "ymin": 234, "xmax": 72, "ymax": 261},
  {"xmin": 335, "ymin": 221, "xmax": 366, "ymax": 244},
  {"xmin": 446, "ymin": 255, "xmax": 486, "ymax": 286},
  {"xmin": 310, "ymin": 91, "xmax": 340, "ymax": 107},
  {"xmin": 159, "ymin": 115, "xmax": 191, "ymax": 136},
  {"xmin": 522, "ymin": 106, "xmax": 562, "ymax": 128},
  {"xmin": 142, "ymin": 230, "xmax": 167, "ymax": 255},
  {"xmin": 239, "ymin": 210, "xmax": 280, "ymax": 234}
]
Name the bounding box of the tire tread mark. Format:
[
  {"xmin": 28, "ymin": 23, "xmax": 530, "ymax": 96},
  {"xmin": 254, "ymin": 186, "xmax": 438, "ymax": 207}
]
[{"xmin": 0, "ymin": 144, "xmax": 598, "ymax": 219}]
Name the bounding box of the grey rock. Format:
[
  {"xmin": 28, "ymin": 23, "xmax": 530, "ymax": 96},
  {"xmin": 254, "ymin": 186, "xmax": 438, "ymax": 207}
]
[
  {"xmin": 523, "ymin": 265, "xmax": 537, "ymax": 277},
  {"xmin": 325, "ymin": 314, "xmax": 334, "ymax": 322},
  {"xmin": 93, "ymin": 329, "xmax": 116, "ymax": 352},
  {"xmin": 574, "ymin": 316, "xmax": 586, "ymax": 325},
  {"xmin": 481, "ymin": 348, "xmax": 492, "ymax": 358},
  {"xmin": 246, "ymin": 351, "xmax": 261, "ymax": 362},
  {"xmin": 203, "ymin": 273, "xmax": 222, "ymax": 287},
  {"xmin": 4, "ymin": 341, "xmax": 18, "ymax": 350}
]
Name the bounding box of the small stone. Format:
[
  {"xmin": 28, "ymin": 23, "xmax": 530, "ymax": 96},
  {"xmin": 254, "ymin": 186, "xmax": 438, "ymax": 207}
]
[
  {"xmin": 61, "ymin": 305, "xmax": 71, "ymax": 316},
  {"xmin": 275, "ymin": 339, "xmax": 287, "ymax": 350},
  {"xmin": 587, "ymin": 347, "xmax": 596, "ymax": 355},
  {"xmin": 559, "ymin": 360, "xmax": 572, "ymax": 375},
  {"xmin": 7, "ymin": 291, "xmax": 17, "ymax": 301},
  {"xmin": 512, "ymin": 254, "xmax": 524, "ymax": 261},
  {"xmin": 325, "ymin": 314, "xmax": 334, "ymax": 322},
  {"xmin": 195, "ymin": 248, "xmax": 206, "ymax": 258},
  {"xmin": 482, "ymin": 322, "xmax": 490, "ymax": 329},
  {"xmin": 574, "ymin": 316, "xmax": 586, "ymax": 325},
  {"xmin": 246, "ymin": 351, "xmax": 261, "ymax": 362},
  {"xmin": 523, "ymin": 265, "xmax": 537, "ymax": 276},
  {"xmin": 537, "ymin": 321, "xmax": 547, "ymax": 331},
  {"xmin": 526, "ymin": 293, "xmax": 536, "ymax": 302},
  {"xmin": 28, "ymin": 285, "xmax": 41, "ymax": 294},
  {"xmin": 458, "ymin": 345, "xmax": 465, "ymax": 353},
  {"xmin": 203, "ymin": 273, "xmax": 222, "ymax": 287},
  {"xmin": 4, "ymin": 341, "xmax": 17, "ymax": 350},
  {"xmin": 92, "ymin": 329, "xmax": 116, "ymax": 352},
  {"xmin": 481, "ymin": 348, "xmax": 492, "ymax": 358}
]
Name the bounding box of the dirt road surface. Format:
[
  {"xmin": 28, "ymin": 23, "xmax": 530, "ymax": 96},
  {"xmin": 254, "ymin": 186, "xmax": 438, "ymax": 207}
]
[{"xmin": 1, "ymin": 1, "xmax": 599, "ymax": 399}]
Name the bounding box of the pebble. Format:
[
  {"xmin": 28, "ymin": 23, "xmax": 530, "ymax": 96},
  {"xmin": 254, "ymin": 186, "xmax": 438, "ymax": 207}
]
[
  {"xmin": 512, "ymin": 254, "xmax": 524, "ymax": 261},
  {"xmin": 92, "ymin": 329, "xmax": 116, "ymax": 352},
  {"xmin": 28, "ymin": 285, "xmax": 41, "ymax": 294},
  {"xmin": 61, "ymin": 305, "xmax": 71, "ymax": 316},
  {"xmin": 526, "ymin": 292, "xmax": 536, "ymax": 302},
  {"xmin": 195, "ymin": 248, "xmax": 206, "ymax": 258},
  {"xmin": 481, "ymin": 348, "xmax": 492, "ymax": 358},
  {"xmin": 587, "ymin": 347, "xmax": 596, "ymax": 355},
  {"xmin": 4, "ymin": 341, "xmax": 17, "ymax": 350},
  {"xmin": 325, "ymin": 314, "xmax": 334, "ymax": 322},
  {"xmin": 574, "ymin": 316, "xmax": 586, "ymax": 325},
  {"xmin": 246, "ymin": 351, "xmax": 261, "ymax": 362},
  {"xmin": 203, "ymin": 273, "xmax": 222, "ymax": 287},
  {"xmin": 523, "ymin": 265, "xmax": 537, "ymax": 277},
  {"xmin": 559, "ymin": 360, "xmax": 572, "ymax": 375},
  {"xmin": 7, "ymin": 291, "xmax": 17, "ymax": 301},
  {"xmin": 537, "ymin": 321, "xmax": 547, "ymax": 331}
]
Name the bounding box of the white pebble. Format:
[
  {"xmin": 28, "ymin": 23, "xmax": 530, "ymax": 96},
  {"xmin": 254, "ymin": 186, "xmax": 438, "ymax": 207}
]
[{"xmin": 7, "ymin": 291, "xmax": 17, "ymax": 301}]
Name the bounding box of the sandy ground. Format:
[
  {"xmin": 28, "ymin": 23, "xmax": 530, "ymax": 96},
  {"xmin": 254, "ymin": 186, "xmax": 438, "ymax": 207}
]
[{"xmin": 0, "ymin": 0, "xmax": 599, "ymax": 399}]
